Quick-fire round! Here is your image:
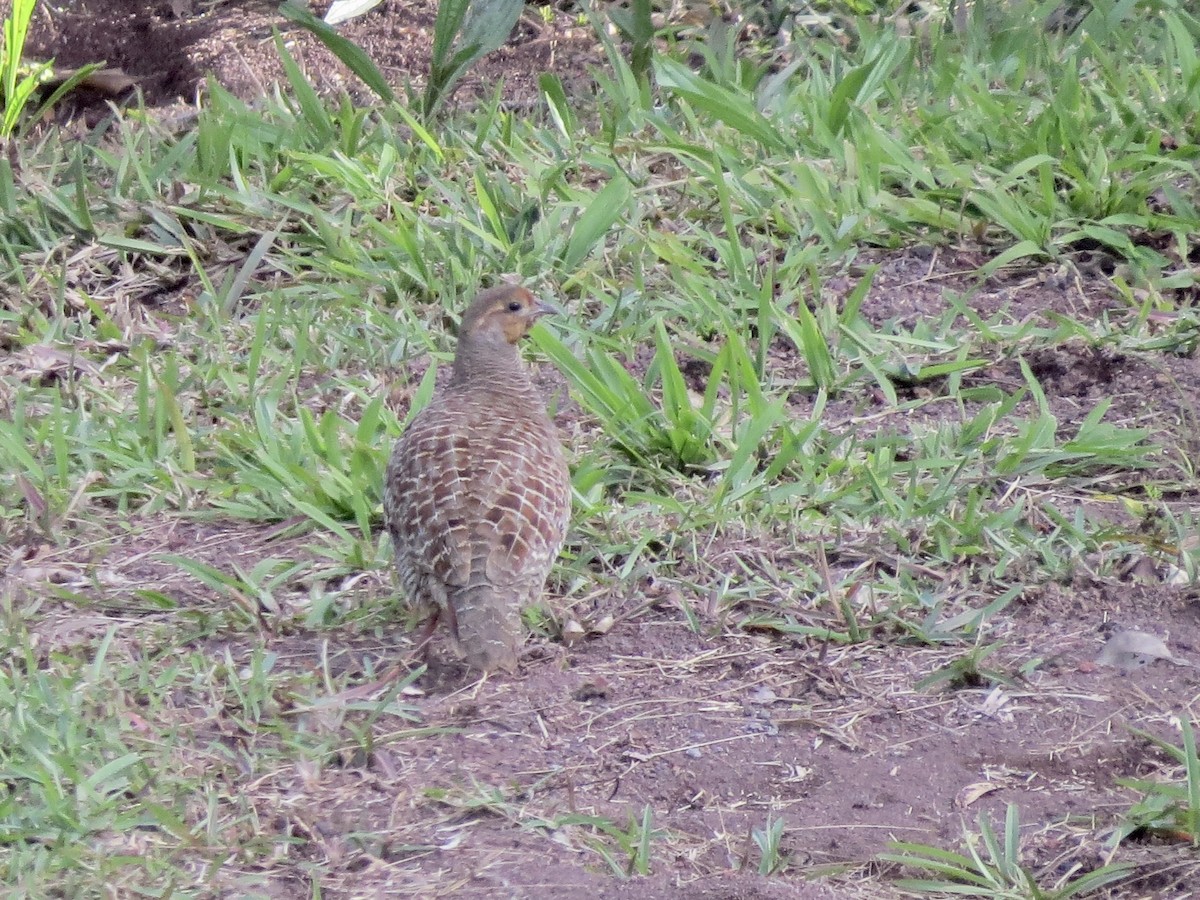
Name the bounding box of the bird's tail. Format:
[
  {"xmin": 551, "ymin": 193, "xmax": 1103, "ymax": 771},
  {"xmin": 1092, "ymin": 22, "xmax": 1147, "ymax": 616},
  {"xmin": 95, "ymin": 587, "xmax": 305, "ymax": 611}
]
[{"xmin": 449, "ymin": 583, "xmax": 523, "ymax": 673}]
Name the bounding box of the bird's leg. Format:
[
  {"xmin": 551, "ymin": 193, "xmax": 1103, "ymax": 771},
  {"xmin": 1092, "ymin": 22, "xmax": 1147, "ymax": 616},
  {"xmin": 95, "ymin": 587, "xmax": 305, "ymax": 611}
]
[
  {"xmin": 407, "ymin": 607, "xmax": 442, "ymax": 663},
  {"xmin": 443, "ymin": 600, "xmax": 460, "ymax": 638}
]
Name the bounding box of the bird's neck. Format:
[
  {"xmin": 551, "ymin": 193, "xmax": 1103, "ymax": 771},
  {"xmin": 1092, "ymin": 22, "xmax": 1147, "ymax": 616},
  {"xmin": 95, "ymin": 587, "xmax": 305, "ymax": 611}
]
[{"xmin": 450, "ymin": 336, "xmax": 535, "ymax": 394}]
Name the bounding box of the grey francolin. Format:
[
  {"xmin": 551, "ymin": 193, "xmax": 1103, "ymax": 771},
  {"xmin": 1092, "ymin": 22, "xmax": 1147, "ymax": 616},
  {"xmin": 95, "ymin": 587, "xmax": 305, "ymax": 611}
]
[{"xmin": 384, "ymin": 285, "xmax": 571, "ymax": 673}]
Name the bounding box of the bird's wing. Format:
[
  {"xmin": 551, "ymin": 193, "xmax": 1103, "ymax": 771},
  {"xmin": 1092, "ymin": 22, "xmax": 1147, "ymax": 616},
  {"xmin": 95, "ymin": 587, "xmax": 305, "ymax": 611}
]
[
  {"xmin": 390, "ymin": 395, "xmax": 568, "ymax": 591},
  {"xmin": 474, "ymin": 420, "xmax": 570, "ymax": 588},
  {"xmin": 387, "ymin": 406, "xmax": 475, "ymax": 589}
]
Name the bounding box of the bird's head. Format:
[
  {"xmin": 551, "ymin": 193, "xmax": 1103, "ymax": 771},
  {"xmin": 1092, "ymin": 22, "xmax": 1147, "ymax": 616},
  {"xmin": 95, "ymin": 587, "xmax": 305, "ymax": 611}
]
[{"xmin": 459, "ymin": 285, "xmax": 559, "ymax": 346}]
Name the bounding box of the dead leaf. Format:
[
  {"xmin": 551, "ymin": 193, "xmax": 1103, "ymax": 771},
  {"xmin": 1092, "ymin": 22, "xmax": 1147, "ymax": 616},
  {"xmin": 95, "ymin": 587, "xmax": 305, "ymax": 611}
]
[
  {"xmin": 956, "ymin": 781, "xmax": 1003, "ymax": 808},
  {"xmin": 15, "ymin": 475, "xmax": 46, "ymax": 518},
  {"xmin": 1121, "ymin": 555, "xmax": 1160, "ymax": 584},
  {"xmin": 747, "ymin": 686, "xmax": 778, "ymax": 705},
  {"xmin": 32, "ymin": 613, "xmax": 115, "ymax": 650},
  {"xmin": 7, "ymin": 343, "xmax": 100, "ymax": 383},
  {"xmin": 1163, "ymin": 563, "xmax": 1189, "ymax": 586},
  {"xmin": 979, "ymin": 686, "xmax": 1011, "ymax": 720},
  {"xmin": 5, "ymin": 543, "xmax": 79, "ymax": 585},
  {"xmin": 324, "ymin": 0, "xmax": 386, "ymax": 25},
  {"xmin": 295, "ymin": 757, "xmax": 322, "ymax": 790},
  {"xmin": 1096, "ymin": 629, "xmax": 1194, "ymax": 672},
  {"xmin": 43, "ymin": 66, "xmax": 137, "ymax": 97}
]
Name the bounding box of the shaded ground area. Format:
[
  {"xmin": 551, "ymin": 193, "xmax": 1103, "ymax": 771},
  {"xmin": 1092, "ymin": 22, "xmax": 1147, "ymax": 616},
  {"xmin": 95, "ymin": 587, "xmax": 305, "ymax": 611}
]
[{"xmin": 28, "ymin": 0, "xmax": 600, "ymax": 115}]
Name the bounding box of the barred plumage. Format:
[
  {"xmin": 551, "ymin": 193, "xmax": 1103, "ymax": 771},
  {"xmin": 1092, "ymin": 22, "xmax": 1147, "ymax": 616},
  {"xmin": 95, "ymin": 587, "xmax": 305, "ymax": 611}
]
[{"xmin": 384, "ymin": 285, "xmax": 571, "ymax": 673}]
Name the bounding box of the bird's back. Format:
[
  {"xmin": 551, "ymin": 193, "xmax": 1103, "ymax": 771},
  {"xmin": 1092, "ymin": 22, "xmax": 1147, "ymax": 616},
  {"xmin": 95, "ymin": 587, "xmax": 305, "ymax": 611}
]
[{"xmin": 386, "ymin": 372, "xmax": 570, "ymax": 671}]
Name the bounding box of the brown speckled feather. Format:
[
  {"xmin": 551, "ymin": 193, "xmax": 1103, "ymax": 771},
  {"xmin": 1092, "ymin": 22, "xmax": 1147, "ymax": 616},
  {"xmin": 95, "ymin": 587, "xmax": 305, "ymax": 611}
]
[{"xmin": 384, "ymin": 286, "xmax": 570, "ymax": 673}]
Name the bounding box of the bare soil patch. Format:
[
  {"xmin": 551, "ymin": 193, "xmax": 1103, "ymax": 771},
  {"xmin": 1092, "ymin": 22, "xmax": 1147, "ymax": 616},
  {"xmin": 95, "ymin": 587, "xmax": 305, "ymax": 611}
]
[
  {"xmin": 28, "ymin": 0, "xmax": 601, "ymax": 117},
  {"xmin": 13, "ymin": 503, "xmax": 1200, "ymax": 897}
]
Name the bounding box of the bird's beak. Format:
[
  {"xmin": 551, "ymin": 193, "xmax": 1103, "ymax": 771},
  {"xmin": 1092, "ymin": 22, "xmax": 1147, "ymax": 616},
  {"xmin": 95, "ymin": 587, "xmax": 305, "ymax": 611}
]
[{"xmin": 532, "ymin": 298, "xmax": 563, "ymax": 320}]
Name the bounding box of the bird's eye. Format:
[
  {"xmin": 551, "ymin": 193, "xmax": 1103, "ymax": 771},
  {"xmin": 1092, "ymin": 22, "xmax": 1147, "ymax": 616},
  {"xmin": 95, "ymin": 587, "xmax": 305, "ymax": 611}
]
[{"xmin": 507, "ymin": 300, "xmax": 523, "ymax": 312}]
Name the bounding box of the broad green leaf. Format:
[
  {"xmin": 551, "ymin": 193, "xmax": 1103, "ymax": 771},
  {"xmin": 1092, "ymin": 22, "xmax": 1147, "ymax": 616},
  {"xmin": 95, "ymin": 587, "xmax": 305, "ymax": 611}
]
[
  {"xmin": 655, "ymin": 57, "xmax": 785, "ymax": 150},
  {"xmin": 562, "ymin": 176, "xmax": 630, "ymax": 270}
]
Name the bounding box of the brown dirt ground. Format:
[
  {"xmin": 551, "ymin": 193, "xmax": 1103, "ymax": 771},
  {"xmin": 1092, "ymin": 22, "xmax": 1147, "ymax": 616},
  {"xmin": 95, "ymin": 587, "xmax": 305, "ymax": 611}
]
[
  {"xmin": 27, "ymin": 0, "xmax": 601, "ymax": 120},
  {"xmin": 13, "ymin": 2, "xmax": 1200, "ymax": 898}
]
